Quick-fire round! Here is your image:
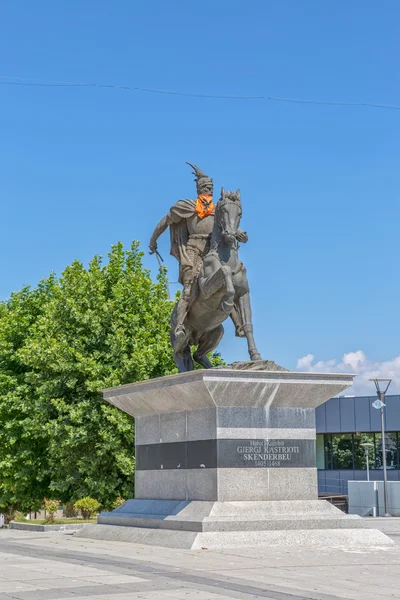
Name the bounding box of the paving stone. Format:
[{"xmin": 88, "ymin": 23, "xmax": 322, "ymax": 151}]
[
  {"xmin": 0, "ymin": 581, "xmax": 50, "ymax": 593},
  {"xmin": 5, "ymin": 590, "xmax": 77, "ymax": 600},
  {"xmin": 1, "ymin": 527, "xmax": 400, "ymax": 600},
  {"xmin": 79, "ymin": 574, "xmax": 148, "ymax": 584}
]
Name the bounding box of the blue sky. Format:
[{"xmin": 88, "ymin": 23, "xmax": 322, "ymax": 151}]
[{"xmin": 1, "ymin": 1, "xmax": 399, "ymax": 380}]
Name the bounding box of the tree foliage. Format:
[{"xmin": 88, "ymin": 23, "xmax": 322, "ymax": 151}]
[{"xmin": 0, "ymin": 242, "xmax": 180, "ymax": 512}]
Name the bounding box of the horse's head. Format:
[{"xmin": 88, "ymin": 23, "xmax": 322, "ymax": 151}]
[{"xmin": 217, "ymin": 188, "xmax": 242, "ymax": 244}]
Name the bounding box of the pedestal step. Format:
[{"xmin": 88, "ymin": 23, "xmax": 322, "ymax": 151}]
[
  {"xmin": 77, "ymin": 524, "xmax": 393, "ymax": 549},
  {"xmin": 75, "ymin": 499, "xmax": 394, "ymax": 548},
  {"xmin": 98, "ymin": 514, "xmax": 362, "ymax": 532}
]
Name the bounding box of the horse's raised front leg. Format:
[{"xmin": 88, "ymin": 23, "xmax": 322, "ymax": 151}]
[
  {"xmin": 238, "ymin": 292, "xmax": 262, "ymax": 361},
  {"xmin": 198, "ymin": 266, "xmax": 225, "ymax": 300},
  {"xmin": 220, "ymin": 265, "xmax": 235, "ymax": 313},
  {"xmin": 199, "ymin": 251, "xmax": 235, "ymax": 314}
]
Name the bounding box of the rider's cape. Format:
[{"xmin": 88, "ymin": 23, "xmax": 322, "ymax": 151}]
[{"xmin": 168, "ymin": 199, "xmax": 210, "ymax": 284}]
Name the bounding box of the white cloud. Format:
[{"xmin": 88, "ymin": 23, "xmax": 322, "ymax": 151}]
[
  {"xmin": 296, "ymin": 350, "xmax": 400, "ymax": 396},
  {"xmin": 296, "ymin": 353, "xmax": 314, "ymax": 370}
]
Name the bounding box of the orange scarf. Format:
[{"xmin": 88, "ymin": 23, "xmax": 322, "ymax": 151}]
[{"xmin": 195, "ymin": 194, "xmax": 214, "ymax": 219}]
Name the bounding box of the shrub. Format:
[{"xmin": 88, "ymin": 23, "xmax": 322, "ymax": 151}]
[
  {"xmin": 44, "ymin": 498, "xmax": 60, "ymax": 523},
  {"xmin": 112, "ymin": 496, "xmax": 126, "ymax": 509},
  {"xmin": 73, "ymin": 497, "xmax": 101, "ymax": 519}
]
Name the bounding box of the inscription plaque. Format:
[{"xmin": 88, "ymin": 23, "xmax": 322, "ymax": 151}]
[
  {"xmin": 136, "ymin": 438, "xmax": 315, "ymax": 470},
  {"xmin": 217, "ymin": 439, "xmax": 315, "ymax": 469}
]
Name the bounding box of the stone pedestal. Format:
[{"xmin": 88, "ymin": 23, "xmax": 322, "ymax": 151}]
[{"xmin": 77, "ymin": 367, "xmax": 393, "ymax": 548}]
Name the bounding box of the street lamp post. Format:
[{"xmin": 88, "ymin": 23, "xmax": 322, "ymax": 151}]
[
  {"xmin": 360, "ymin": 442, "xmax": 374, "ymax": 481},
  {"xmin": 370, "ymin": 378, "xmax": 392, "ymax": 517}
]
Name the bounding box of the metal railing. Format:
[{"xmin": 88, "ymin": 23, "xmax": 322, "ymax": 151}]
[{"xmin": 318, "ymin": 477, "xmax": 349, "ymax": 495}]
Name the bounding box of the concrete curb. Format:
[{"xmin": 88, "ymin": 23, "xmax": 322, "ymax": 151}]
[{"xmin": 10, "ymin": 521, "xmax": 87, "ymax": 532}]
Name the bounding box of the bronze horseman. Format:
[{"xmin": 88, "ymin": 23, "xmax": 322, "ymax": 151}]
[{"xmin": 149, "ymin": 163, "xmax": 261, "ymax": 372}]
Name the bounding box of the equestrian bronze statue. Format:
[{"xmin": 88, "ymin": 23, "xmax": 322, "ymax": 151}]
[{"xmin": 149, "ymin": 163, "xmax": 261, "ymax": 372}]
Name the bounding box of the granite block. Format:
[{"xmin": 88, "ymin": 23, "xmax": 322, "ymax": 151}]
[
  {"xmin": 77, "ymin": 523, "xmax": 393, "ymax": 548},
  {"xmin": 135, "ymin": 469, "xmax": 219, "ymax": 501},
  {"xmin": 187, "ymin": 407, "xmax": 216, "ymax": 441},
  {"xmin": 135, "ymin": 470, "xmax": 161, "ymax": 499},
  {"xmin": 217, "ymin": 469, "xmax": 271, "ymax": 501},
  {"xmin": 217, "ymin": 468, "xmax": 317, "ymax": 501},
  {"xmin": 77, "ymin": 523, "xmax": 199, "ymax": 548},
  {"xmin": 160, "ymin": 441, "xmax": 187, "ymax": 470},
  {"xmin": 186, "ymin": 469, "xmax": 218, "ymax": 501},
  {"xmin": 216, "ymin": 406, "xmax": 315, "ymax": 429},
  {"xmin": 103, "ymin": 370, "xmax": 355, "ymax": 416},
  {"xmin": 112, "ymin": 499, "xmax": 190, "ymax": 516},
  {"xmin": 216, "ymin": 427, "xmax": 315, "ymax": 439},
  {"xmin": 160, "ymin": 410, "xmax": 187, "ymax": 443},
  {"xmin": 266, "ymin": 467, "xmax": 318, "ymax": 501},
  {"xmin": 135, "ymin": 442, "xmax": 161, "ymax": 471},
  {"xmin": 135, "ymin": 469, "xmax": 187, "ymax": 500},
  {"xmin": 207, "ymin": 499, "xmax": 342, "ymax": 518},
  {"xmin": 190, "ymin": 528, "xmax": 393, "ymax": 549},
  {"xmin": 108, "ymin": 393, "xmax": 155, "ymax": 418},
  {"xmin": 267, "ymin": 407, "xmax": 316, "ymax": 429},
  {"xmin": 143, "ymin": 386, "xmax": 187, "ymax": 414},
  {"xmin": 136, "ymin": 440, "xmax": 218, "ymax": 471},
  {"xmin": 135, "ymin": 415, "xmax": 160, "ymax": 446},
  {"xmin": 98, "ymin": 514, "xmax": 202, "ymax": 531},
  {"xmin": 200, "ymin": 517, "xmax": 363, "ymax": 532},
  {"xmin": 217, "ymin": 439, "xmax": 316, "ymax": 469}
]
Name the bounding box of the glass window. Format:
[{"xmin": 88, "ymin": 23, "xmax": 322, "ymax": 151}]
[
  {"xmin": 353, "ymin": 433, "xmax": 375, "ymax": 469},
  {"xmin": 324, "ymin": 434, "xmax": 334, "ymax": 470},
  {"xmin": 316, "ymin": 434, "xmax": 325, "ymax": 470},
  {"xmin": 322, "ymin": 432, "xmax": 400, "ymax": 471},
  {"xmin": 375, "ymin": 432, "xmax": 398, "ymax": 469},
  {"xmin": 331, "ymin": 434, "xmax": 354, "ymax": 469}
]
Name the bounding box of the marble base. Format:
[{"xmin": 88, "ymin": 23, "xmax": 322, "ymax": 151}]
[
  {"xmin": 77, "ymin": 499, "xmax": 393, "ymax": 548},
  {"xmin": 103, "ymin": 368, "xmax": 355, "ymax": 503},
  {"xmin": 80, "ymin": 366, "xmax": 393, "ymax": 548}
]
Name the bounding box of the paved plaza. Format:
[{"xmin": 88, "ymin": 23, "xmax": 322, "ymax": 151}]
[{"xmin": 1, "ymin": 519, "xmax": 400, "ymax": 600}]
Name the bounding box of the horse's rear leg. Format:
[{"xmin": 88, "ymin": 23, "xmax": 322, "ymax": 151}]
[
  {"xmin": 170, "ymin": 310, "xmax": 194, "ymax": 372},
  {"xmin": 238, "ymin": 292, "xmax": 262, "ymax": 361},
  {"xmin": 173, "ymin": 344, "xmax": 194, "ymax": 373},
  {"xmin": 193, "ymin": 325, "xmax": 224, "ymax": 369}
]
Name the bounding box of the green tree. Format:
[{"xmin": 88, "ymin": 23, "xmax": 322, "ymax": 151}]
[
  {"xmin": 0, "ymin": 242, "xmax": 176, "ymax": 511},
  {"xmin": 0, "ymin": 278, "xmax": 58, "ymax": 515},
  {"xmin": 0, "ymin": 241, "xmax": 224, "ymax": 513}
]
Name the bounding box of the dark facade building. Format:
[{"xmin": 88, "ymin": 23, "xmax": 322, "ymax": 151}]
[{"xmin": 316, "ymin": 394, "xmax": 400, "ymax": 494}]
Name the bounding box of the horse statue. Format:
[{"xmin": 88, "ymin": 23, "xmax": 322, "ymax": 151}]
[{"xmin": 171, "ymin": 188, "xmax": 261, "ymax": 372}]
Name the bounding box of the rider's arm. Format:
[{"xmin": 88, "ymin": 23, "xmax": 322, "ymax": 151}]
[{"xmin": 149, "ymin": 211, "xmax": 182, "ymax": 253}]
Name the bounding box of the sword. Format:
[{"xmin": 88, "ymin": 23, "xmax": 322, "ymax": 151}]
[{"xmin": 150, "ymin": 247, "xmax": 170, "ymax": 299}]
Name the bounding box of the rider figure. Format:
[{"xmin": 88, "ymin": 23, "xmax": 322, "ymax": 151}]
[{"xmin": 149, "ymin": 163, "xmax": 247, "ymax": 343}]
